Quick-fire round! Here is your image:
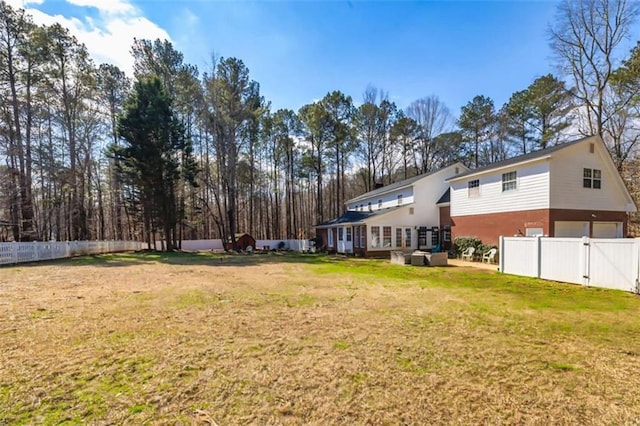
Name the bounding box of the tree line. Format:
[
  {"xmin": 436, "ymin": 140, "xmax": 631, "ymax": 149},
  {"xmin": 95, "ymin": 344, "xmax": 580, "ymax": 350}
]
[{"xmin": 1, "ymin": 0, "xmax": 639, "ymax": 248}]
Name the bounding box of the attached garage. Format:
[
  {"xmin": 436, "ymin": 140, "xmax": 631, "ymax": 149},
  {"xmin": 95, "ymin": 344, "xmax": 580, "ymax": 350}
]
[
  {"xmin": 554, "ymin": 221, "xmax": 589, "ymax": 238},
  {"xmin": 554, "ymin": 220, "xmax": 624, "ymax": 238},
  {"xmin": 592, "ymin": 222, "xmax": 623, "ymax": 238}
]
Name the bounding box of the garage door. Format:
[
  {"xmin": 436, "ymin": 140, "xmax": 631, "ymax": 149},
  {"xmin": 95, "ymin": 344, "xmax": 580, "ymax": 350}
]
[
  {"xmin": 554, "ymin": 221, "xmax": 589, "ymax": 238},
  {"xmin": 592, "ymin": 222, "xmax": 622, "ymax": 238}
]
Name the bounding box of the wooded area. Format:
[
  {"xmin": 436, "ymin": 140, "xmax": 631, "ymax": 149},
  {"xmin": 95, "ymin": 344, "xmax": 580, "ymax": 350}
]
[{"xmin": 1, "ymin": 0, "xmax": 639, "ymax": 249}]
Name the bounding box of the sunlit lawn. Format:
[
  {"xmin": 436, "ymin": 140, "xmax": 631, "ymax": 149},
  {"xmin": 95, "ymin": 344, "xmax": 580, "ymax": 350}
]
[{"xmin": 1, "ymin": 251, "xmax": 640, "ymax": 424}]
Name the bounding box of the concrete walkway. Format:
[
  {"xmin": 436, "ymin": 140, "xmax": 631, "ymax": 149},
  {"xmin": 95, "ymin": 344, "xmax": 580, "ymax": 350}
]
[{"xmin": 448, "ymin": 258, "xmax": 500, "ymax": 271}]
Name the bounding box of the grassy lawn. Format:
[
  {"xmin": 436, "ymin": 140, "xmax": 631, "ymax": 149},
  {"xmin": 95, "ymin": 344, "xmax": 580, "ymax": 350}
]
[{"xmin": 1, "ymin": 251, "xmax": 640, "ymax": 424}]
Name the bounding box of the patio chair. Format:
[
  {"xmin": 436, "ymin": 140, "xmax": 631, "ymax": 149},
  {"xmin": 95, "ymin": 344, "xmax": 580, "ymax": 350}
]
[
  {"xmin": 460, "ymin": 246, "xmax": 475, "ymax": 261},
  {"xmin": 482, "ymin": 248, "xmax": 497, "ymax": 263}
]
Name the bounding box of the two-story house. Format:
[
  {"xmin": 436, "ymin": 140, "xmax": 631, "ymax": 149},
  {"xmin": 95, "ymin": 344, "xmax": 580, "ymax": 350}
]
[
  {"xmin": 314, "ymin": 163, "xmax": 468, "ymax": 257},
  {"xmin": 448, "ymin": 135, "xmax": 637, "ymax": 245}
]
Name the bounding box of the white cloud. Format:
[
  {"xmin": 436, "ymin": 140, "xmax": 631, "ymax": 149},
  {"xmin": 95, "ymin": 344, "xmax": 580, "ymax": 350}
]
[
  {"xmin": 66, "ymin": 0, "xmax": 136, "ymax": 15},
  {"xmin": 6, "ymin": 0, "xmax": 171, "ymax": 76}
]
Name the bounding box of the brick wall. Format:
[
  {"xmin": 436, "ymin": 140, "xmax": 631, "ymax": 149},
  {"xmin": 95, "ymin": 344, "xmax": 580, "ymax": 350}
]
[{"xmin": 452, "ymin": 208, "xmax": 630, "ymax": 246}]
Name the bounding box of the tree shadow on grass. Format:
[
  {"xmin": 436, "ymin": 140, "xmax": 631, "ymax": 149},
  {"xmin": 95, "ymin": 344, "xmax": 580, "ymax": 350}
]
[{"xmin": 5, "ymin": 250, "xmax": 345, "ymax": 269}]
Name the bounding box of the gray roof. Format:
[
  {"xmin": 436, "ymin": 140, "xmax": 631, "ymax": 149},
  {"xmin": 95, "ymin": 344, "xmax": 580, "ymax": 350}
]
[
  {"xmin": 436, "ymin": 188, "xmax": 450, "ymax": 205},
  {"xmin": 315, "ymin": 206, "xmax": 405, "ymax": 228},
  {"xmin": 348, "ymin": 166, "xmax": 455, "ymax": 204},
  {"xmin": 450, "ymin": 135, "xmax": 593, "ymax": 181}
]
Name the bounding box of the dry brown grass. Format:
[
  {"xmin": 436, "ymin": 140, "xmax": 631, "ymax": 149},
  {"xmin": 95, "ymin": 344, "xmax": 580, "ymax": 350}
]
[{"xmin": 1, "ymin": 252, "xmax": 640, "ymax": 424}]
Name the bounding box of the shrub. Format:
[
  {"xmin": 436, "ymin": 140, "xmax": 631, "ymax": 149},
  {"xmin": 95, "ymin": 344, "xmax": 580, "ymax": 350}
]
[{"xmin": 453, "ymin": 236, "xmax": 483, "ymax": 257}]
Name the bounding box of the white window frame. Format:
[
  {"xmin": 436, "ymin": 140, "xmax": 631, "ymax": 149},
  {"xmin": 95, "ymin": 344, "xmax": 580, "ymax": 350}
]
[
  {"xmin": 468, "ymin": 179, "xmax": 480, "ymax": 197},
  {"xmin": 370, "ymin": 226, "xmax": 380, "ymax": 248},
  {"xmin": 346, "ymin": 227, "xmax": 352, "ymax": 242},
  {"xmin": 395, "ymin": 228, "xmax": 403, "ymax": 248},
  {"xmin": 502, "ymin": 171, "xmax": 517, "ymax": 192},
  {"xmin": 583, "ymin": 168, "xmax": 601, "ymax": 189},
  {"xmin": 405, "ymin": 227, "xmax": 412, "ymax": 248},
  {"xmin": 383, "ymin": 226, "xmax": 392, "ymax": 248},
  {"xmin": 397, "ymin": 194, "xmax": 403, "ymax": 205}
]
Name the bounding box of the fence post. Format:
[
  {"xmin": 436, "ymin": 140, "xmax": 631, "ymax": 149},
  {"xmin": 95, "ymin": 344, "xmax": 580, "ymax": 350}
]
[
  {"xmin": 535, "ymin": 236, "xmax": 542, "ymax": 278},
  {"xmin": 634, "ymin": 239, "xmax": 640, "ymax": 294},
  {"xmin": 581, "ymin": 236, "xmax": 590, "ymax": 286},
  {"xmin": 33, "ymin": 241, "xmax": 39, "ymax": 261},
  {"xmin": 11, "ymin": 241, "xmax": 17, "ymax": 264},
  {"xmin": 499, "ymin": 236, "xmax": 504, "ymax": 273}
]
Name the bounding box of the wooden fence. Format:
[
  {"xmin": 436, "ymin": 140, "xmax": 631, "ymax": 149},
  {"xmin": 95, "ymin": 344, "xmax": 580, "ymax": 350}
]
[
  {"xmin": 0, "ymin": 241, "xmax": 144, "ymax": 266},
  {"xmin": 500, "ymin": 236, "xmax": 640, "ymax": 293}
]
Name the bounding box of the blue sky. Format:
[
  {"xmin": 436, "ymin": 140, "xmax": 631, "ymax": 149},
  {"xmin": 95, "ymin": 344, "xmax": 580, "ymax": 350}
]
[{"xmin": 10, "ymin": 1, "xmax": 582, "ymax": 117}]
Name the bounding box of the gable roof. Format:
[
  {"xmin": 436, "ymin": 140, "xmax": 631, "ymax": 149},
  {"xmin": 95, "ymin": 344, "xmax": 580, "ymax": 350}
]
[
  {"xmin": 348, "ymin": 163, "xmax": 466, "ymax": 204},
  {"xmin": 449, "ymin": 135, "xmax": 593, "ymax": 181},
  {"xmin": 314, "ymin": 206, "xmax": 405, "ymax": 228}
]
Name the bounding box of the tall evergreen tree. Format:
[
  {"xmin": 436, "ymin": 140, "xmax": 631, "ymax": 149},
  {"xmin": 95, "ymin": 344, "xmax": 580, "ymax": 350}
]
[{"xmin": 117, "ymin": 77, "xmax": 196, "ymax": 251}]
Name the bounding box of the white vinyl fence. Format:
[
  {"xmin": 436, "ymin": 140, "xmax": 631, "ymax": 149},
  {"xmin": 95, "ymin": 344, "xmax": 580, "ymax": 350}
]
[
  {"xmin": 500, "ymin": 236, "xmax": 640, "ymax": 293},
  {"xmin": 0, "ymin": 240, "xmax": 144, "ymax": 266},
  {"xmin": 170, "ymin": 239, "xmax": 313, "ymax": 252}
]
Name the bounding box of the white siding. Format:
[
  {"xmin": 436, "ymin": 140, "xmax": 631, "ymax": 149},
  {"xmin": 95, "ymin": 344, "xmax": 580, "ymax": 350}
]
[
  {"xmin": 450, "ymin": 160, "xmax": 550, "ymax": 216},
  {"xmin": 412, "ymin": 164, "xmax": 460, "ymax": 222},
  {"xmin": 549, "ymin": 140, "xmax": 630, "ymax": 211},
  {"xmin": 347, "ymin": 186, "xmax": 414, "ymax": 211}
]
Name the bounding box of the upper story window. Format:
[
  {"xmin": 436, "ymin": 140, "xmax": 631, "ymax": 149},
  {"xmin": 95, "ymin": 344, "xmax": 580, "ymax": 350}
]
[
  {"xmin": 584, "ymin": 168, "xmax": 601, "ymax": 189},
  {"xmin": 397, "ymin": 194, "xmax": 403, "ymax": 205},
  {"xmin": 502, "ymin": 171, "xmax": 517, "ymax": 192},
  {"xmin": 468, "ymin": 179, "xmax": 480, "ymax": 197},
  {"xmin": 378, "ymin": 199, "xmax": 382, "ymax": 209},
  {"xmin": 368, "ymin": 202, "xmax": 372, "ymax": 212}
]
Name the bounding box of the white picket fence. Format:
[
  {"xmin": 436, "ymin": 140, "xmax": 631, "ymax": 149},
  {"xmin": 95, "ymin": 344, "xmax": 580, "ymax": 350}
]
[
  {"xmin": 0, "ymin": 240, "xmax": 144, "ymax": 266},
  {"xmin": 499, "ymin": 236, "xmax": 640, "ymax": 293},
  {"xmin": 168, "ymin": 239, "xmax": 313, "ymax": 252}
]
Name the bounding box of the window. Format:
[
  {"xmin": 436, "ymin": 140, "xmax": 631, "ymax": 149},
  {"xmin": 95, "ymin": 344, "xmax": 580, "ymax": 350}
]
[
  {"xmin": 353, "ymin": 227, "xmax": 359, "ymax": 248},
  {"xmin": 378, "ymin": 199, "xmax": 382, "ymax": 209},
  {"xmin": 395, "ymin": 228, "xmax": 403, "ymax": 247},
  {"xmin": 431, "ymin": 229, "xmax": 439, "ymax": 246},
  {"xmin": 443, "ymin": 229, "xmax": 451, "ymax": 242},
  {"xmin": 525, "ymin": 227, "xmax": 544, "ymax": 237},
  {"xmin": 346, "ymin": 227, "xmax": 352, "ymax": 242},
  {"xmin": 328, "ymin": 229, "xmax": 333, "ymax": 247},
  {"xmin": 371, "ymin": 226, "xmax": 380, "ymax": 248},
  {"xmin": 368, "ymin": 202, "xmax": 372, "ymax": 212},
  {"xmin": 583, "ymin": 168, "xmax": 601, "ymax": 189},
  {"xmin": 502, "ymin": 171, "xmax": 517, "ymax": 192},
  {"xmin": 360, "ymin": 226, "xmax": 365, "ymax": 248},
  {"xmin": 397, "ymin": 194, "xmax": 403, "ymax": 205},
  {"xmin": 468, "ymin": 179, "xmax": 480, "ymax": 197},
  {"xmin": 383, "ymin": 226, "xmax": 392, "ymax": 248},
  {"xmin": 338, "ymin": 228, "xmax": 343, "ymax": 241},
  {"xmin": 405, "ymin": 228, "xmax": 412, "ymax": 248}
]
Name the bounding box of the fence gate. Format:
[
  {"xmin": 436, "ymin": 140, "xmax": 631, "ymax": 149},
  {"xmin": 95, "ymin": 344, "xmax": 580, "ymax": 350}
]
[{"xmin": 500, "ymin": 236, "xmax": 640, "ymax": 293}]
